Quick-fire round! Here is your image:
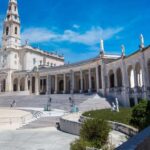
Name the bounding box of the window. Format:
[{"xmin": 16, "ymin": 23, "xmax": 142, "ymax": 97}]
[
  {"xmin": 14, "ymin": 6, "xmax": 17, "ymax": 11},
  {"xmin": 40, "ymin": 60, "xmax": 42, "ymax": 65},
  {"xmin": 15, "ymin": 15, "xmax": 17, "ymax": 20},
  {"xmin": 6, "ymin": 27, "xmax": 9, "ymax": 35},
  {"xmin": 47, "ymin": 62, "xmax": 50, "ymax": 66},
  {"xmin": 7, "ymin": 15, "xmax": 10, "ymax": 20},
  {"xmin": 15, "ymin": 27, "xmax": 17, "ymax": 34},
  {"xmin": 14, "ymin": 54, "xmax": 17, "ymax": 59},
  {"xmin": 9, "ymin": 6, "xmax": 11, "ymax": 11},
  {"xmin": 33, "ymin": 58, "xmax": 36, "ymax": 65}
]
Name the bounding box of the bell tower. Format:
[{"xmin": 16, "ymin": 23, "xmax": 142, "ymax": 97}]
[{"xmin": 2, "ymin": 0, "xmax": 21, "ymax": 49}]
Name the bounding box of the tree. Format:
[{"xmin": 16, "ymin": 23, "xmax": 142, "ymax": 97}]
[{"xmin": 130, "ymin": 100, "xmax": 150, "ymax": 131}]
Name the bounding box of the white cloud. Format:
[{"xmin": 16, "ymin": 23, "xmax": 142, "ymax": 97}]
[
  {"xmin": 73, "ymin": 24, "xmax": 80, "ymax": 29},
  {"xmin": 22, "ymin": 26, "xmax": 123, "ymax": 46},
  {"xmin": 22, "ymin": 28, "xmax": 57, "ymax": 43}
]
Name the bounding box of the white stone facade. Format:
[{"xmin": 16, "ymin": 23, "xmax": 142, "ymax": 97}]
[{"xmin": 0, "ymin": 0, "xmax": 150, "ymax": 107}]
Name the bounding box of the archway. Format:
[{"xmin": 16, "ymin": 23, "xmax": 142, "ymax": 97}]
[
  {"xmin": 66, "ymin": 79, "xmax": 70, "ymax": 93},
  {"xmin": 128, "ymin": 66, "xmax": 135, "ymax": 88},
  {"xmin": 32, "ymin": 77, "xmax": 35, "ymax": 93},
  {"xmin": 13, "ymin": 78, "xmax": 18, "ymax": 91},
  {"xmin": 109, "ymin": 70, "xmax": 115, "ymax": 88},
  {"xmin": 0, "ymin": 79, "xmax": 6, "ymax": 92},
  {"xmin": 91, "ymin": 76, "xmax": 95, "ymax": 91},
  {"xmin": 116, "ymin": 68, "xmax": 122, "ymax": 87},
  {"xmin": 59, "ymin": 80, "xmax": 64, "ymax": 93},
  {"xmin": 20, "ymin": 78, "xmax": 25, "ymax": 91},
  {"xmin": 135, "ymin": 63, "xmax": 143, "ymax": 87}
]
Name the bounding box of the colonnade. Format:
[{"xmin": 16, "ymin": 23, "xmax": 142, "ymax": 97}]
[{"xmin": 42, "ymin": 65, "xmax": 102, "ymax": 95}]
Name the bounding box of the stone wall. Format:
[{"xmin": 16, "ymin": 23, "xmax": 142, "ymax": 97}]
[
  {"xmin": 60, "ymin": 114, "xmax": 138, "ymax": 137},
  {"xmin": 80, "ymin": 115, "xmax": 138, "ymax": 137},
  {"xmin": 60, "ymin": 117, "xmax": 81, "ymax": 136}
]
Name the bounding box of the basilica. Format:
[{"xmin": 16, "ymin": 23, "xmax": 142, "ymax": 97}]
[{"xmin": 0, "ymin": 0, "xmax": 150, "ymax": 107}]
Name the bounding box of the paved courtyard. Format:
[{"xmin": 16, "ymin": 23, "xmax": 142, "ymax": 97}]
[
  {"xmin": 0, "ymin": 127, "xmax": 77, "ymax": 150},
  {"xmin": 0, "ymin": 94, "xmax": 125, "ymax": 149}
]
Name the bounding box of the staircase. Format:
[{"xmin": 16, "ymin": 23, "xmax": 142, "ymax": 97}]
[
  {"xmin": 78, "ymin": 94, "xmax": 111, "ymax": 112},
  {"xmin": 0, "ymin": 94, "xmax": 94, "ymax": 111}
]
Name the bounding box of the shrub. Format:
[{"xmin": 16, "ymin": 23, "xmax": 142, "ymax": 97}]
[
  {"xmin": 70, "ymin": 119, "xmax": 110, "ymax": 150},
  {"xmin": 130, "ymin": 100, "xmax": 149, "ymax": 130},
  {"xmin": 70, "ymin": 139, "xmax": 91, "ymax": 150},
  {"xmin": 80, "ymin": 119, "xmax": 110, "ymax": 148}
]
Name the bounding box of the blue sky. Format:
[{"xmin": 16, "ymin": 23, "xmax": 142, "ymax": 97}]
[{"xmin": 0, "ymin": 0, "xmax": 150, "ymax": 63}]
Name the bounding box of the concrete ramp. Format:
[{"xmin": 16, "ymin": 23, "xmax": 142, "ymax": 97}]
[{"xmin": 78, "ymin": 94, "xmax": 111, "ymax": 112}]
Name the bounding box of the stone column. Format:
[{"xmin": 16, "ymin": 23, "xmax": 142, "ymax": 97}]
[
  {"xmin": 47, "ymin": 75, "xmax": 51, "ymax": 94},
  {"xmin": 133, "ymin": 68, "xmax": 138, "ymax": 104},
  {"xmin": 121, "ymin": 59, "xmax": 130, "ymax": 107},
  {"xmin": 35, "ymin": 74, "xmax": 39, "ymax": 95},
  {"xmin": 88, "ymin": 68, "xmax": 92, "ymax": 93},
  {"xmin": 101, "ymin": 60, "xmax": 106, "ymax": 96},
  {"xmin": 25, "ymin": 75, "xmax": 28, "ymax": 91},
  {"xmin": 114, "ymin": 72, "xmax": 118, "ymax": 88},
  {"xmin": 140, "ymin": 52, "xmax": 148, "ymax": 99},
  {"xmin": 54, "ymin": 74, "xmax": 58, "ymax": 94},
  {"xmin": 80, "ymin": 70, "xmax": 83, "ymax": 93},
  {"xmin": 70, "ymin": 70, "xmax": 74, "ymax": 94},
  {"xmin": 30, "ymin": 77, "xmax": 32, "ymax": 94},
  {"xmin": 63, "ymin": 73, "xmax": 66, "ymax": 94},
  {"xmin": 96, "ymin": 65, "xmax": 99, "ymax": 92},
  {"xmin": 18, "ymin": 78, "xmax": 20, "ymax": 92}
]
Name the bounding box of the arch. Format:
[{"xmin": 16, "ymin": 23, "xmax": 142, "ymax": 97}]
[
  {"xmin": 128, "ymin": 66, "xmax": 135, "ymax": 88},
  {"xmin": 20, "ymin": 78, "xmax": 25, "ymax": 91},
  {"xmin": 109, "ymin": 70, "xmax": 115, "ymax": 88},
  {"xmin": 13, "ymin": 78, "xmax": 18, "ymax": 91},
  {"xmin": 91, "ymin": 76, "xmax": 95, "ymax": 91},
  {"xmin": 28, "ymin": 80, "xmax": 30, "ymax": 90},
  {"xmin": 66, "ymin": 78, "xmax": 70, "ymax": 93},
  {"xmin": 116, "ymin": 68, "xmax": 123, "ymax": 87},
  {"xmin": 135, "ymin": 63, "xmax": 143, "ymax": 87},
  {"xmin": 0, "ymin": 79, "xmax": 6, "ymax": 92},
  {"xmin": 59, "ymin": 80, "xmax": 64, "ymax": 93},
  {"xmin": 32, "ymin": 77, "xmax": 35, "ymax": 93}
]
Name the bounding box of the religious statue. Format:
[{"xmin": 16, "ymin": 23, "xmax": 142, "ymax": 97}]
[
  {"xmin": 140, "ymin": 34, "xmax": 144, "ymax": 48},
  {"xmin": 115, "ymin": 98, "xmax": 119, "ymax": 112},
  {"xmin": 121, "ymin": 45, "xmax": 125, "ymax": 57},
  {"xmin": 111, "ymin": 102, "xmax": 116, "ymax": 111},
  {"xmin": 111, "ymin": 98, "xmax": 119, "ymax": 112}
]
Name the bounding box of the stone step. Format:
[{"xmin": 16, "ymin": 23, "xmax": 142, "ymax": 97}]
[{"xmin": 19, "ymin": 117, "xmax": 60, "ymax": 129}]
